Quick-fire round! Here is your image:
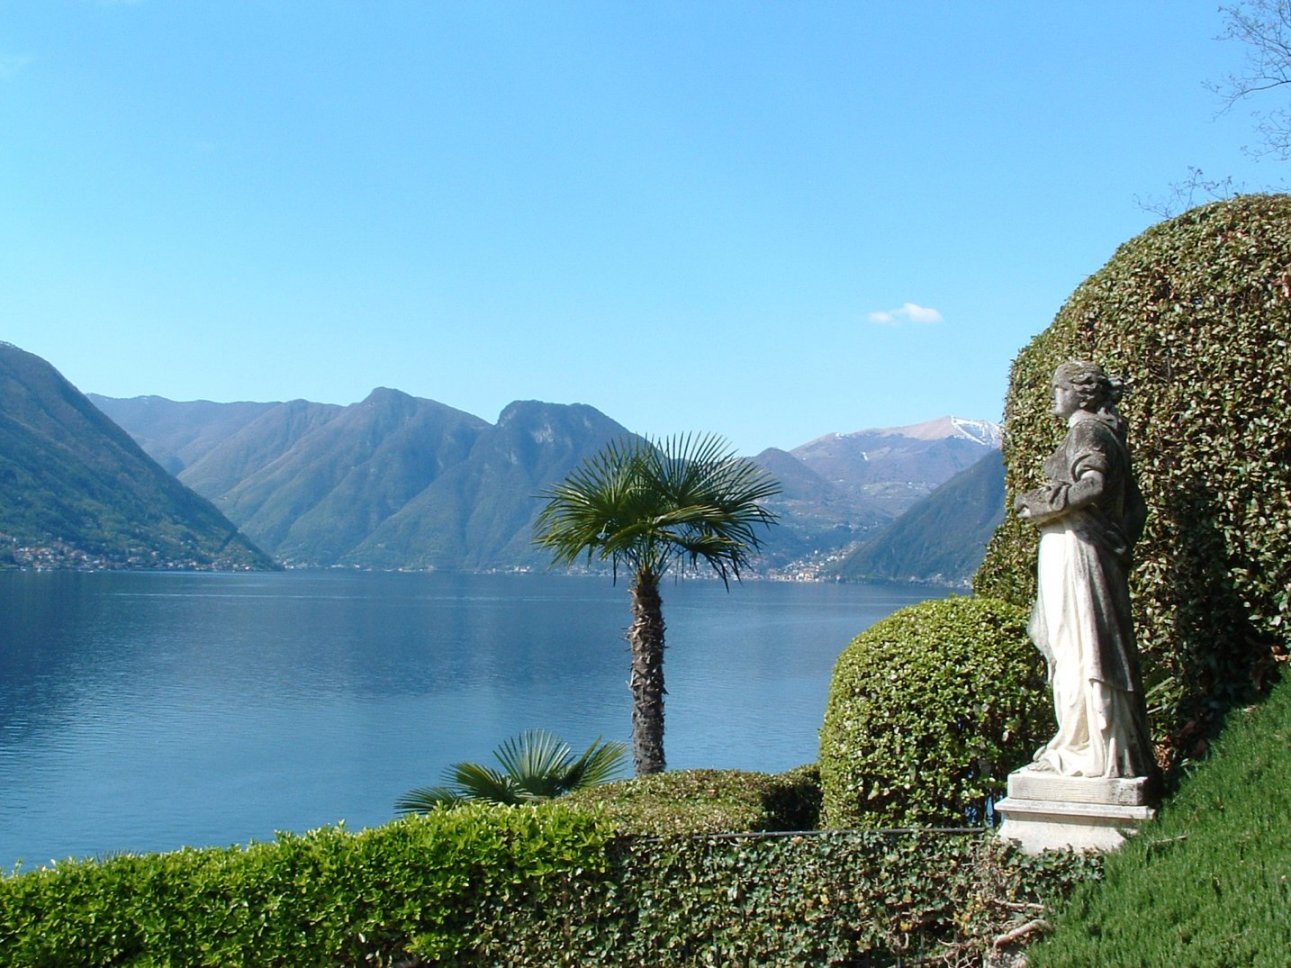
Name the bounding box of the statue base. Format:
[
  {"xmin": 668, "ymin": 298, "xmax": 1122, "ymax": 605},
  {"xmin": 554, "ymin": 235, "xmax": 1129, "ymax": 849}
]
[{"xmin": 995, "ymin": 770, "xmax": 1157, "ymax": 854}]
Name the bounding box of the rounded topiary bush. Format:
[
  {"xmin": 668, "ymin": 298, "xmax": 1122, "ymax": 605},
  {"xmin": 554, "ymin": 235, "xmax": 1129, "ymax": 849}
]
[
  {"xmin": 818, "ymin": 596, "xmax": 1051, "ymax": 829},
  {"xmin": 974, "ymin": 194, "xmax": 1291, "ymax": 766}
]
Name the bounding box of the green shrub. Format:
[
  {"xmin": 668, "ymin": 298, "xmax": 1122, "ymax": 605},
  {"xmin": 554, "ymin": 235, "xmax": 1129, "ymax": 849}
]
[
  {"xmin": 0, "ymin": 803, "xmax": 615, "ymax": 967},
  {"xmin": 0, "ymin": 783, "xmax": 1101, "ymax": 966},
  {"xmin": 819, "ymin": 596, "xmax": 1052, "ymax": 828},
  {"xmin": 974, "ymin": 194, "xmax": 1291, "ymax": 767},
  {"xmin": 475, "ymin": 830, "xmax": 1100, "ymax": 966},
  {"xmin": 1027, "ymin": 675, "xmax": 1291, "ymax": 967},
  {"xmin": 563, "ymin": 765, "xmax": 821, "ymax": 837}
]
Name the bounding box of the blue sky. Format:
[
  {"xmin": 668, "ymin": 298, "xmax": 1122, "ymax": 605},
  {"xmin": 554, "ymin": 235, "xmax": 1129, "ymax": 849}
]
[{"xmin": 1, "ymin": 1, "xmax": 1283, "ymax": 454}]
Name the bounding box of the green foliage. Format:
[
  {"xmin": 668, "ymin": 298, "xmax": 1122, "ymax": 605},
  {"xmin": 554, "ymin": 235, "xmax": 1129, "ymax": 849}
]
[
  {"xmin": 0, "ymin": 803, "xmax": 615, "ymax": 967},
  {"xmin": 535, "ymin": 433, "xmax": 781, "ymax": 585},
  {"xmin": 1028, "ymin": 675, "xmax": 1291, "ymax": 967},
  {"xmin": 563, "ymin": 766, "xmax": 822, "ymax": 837},
  {"xmin": 0, "ymin": 769, "xmax": 1101, "ymax": 967},
  {"xmin": 819, "ymin": 596, "xmax": 1053, "ymax": 828},
  {"xmin": 974, "ymin": 194, "xmax": 1291, "ymax": 765},
  {"xmin": 395, "ymin": 730, "xmax": 627, "ymax": 810},
  {"xmin": 474, "ymin": 831, "xmax": 1100, "ymax": 967}
]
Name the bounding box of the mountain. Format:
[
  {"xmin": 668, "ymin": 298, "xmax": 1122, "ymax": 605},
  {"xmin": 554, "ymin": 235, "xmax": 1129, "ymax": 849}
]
[
  {"xmin": 173, "ymin": 398, "xmax": 345, "ymax": 500},
  {"xmin": 830, "ymin": 449, "xmax": 1005, "ymax": 586},
  {"xmin": 750, "ymin": 416, "xmax": 1002, "ymax": 573},
  {"xmin": 213, "ymin": 388, "xmax": 490, "ymax": 565},
  {"xmin": 92, "ymin": 388, "xmax": 1002, "ymax": 575},
  {"xmin": 0, "ymin": 343, "xmax": 273, "ymax": 570},
  {"xmin": 87, "ymin": 395, "xmax": 279, "ymax": 476},
  {"xmin": 749, "ymin": 446, "xmax": 890, "ymax": 566},
  {"xmin": 90, "ymin": 390, "xmax": 631, "ymax": 570},
  {"xmin": 349, "ymin": 401, "xmax": 632, "ymax": 570},
  {"xmin": 787, "ymin": 416, "xmax": 1002, "ymax": 519}
]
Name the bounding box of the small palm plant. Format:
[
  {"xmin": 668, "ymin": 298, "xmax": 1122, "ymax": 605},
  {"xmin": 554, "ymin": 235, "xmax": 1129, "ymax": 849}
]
[{"xmin": 394, "ymin": 730, "xmax": 628, "ymax": 812}]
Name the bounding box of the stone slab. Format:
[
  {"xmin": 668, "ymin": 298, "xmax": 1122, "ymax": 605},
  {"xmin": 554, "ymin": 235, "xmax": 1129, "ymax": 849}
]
[
  {"xmin": 1006, "ymin": 770, "xmax": 1156, "ymax": 806},
  {"xmin": 995, "ymin": 766, "xmax": 1159, "ymax": 853},
  {"xmin": 995, "ymin": 794, "xmax": 1157, "ymax": 854}
]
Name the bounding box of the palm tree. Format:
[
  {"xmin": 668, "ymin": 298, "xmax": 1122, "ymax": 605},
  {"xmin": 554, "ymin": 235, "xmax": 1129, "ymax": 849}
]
[
  {"xmin": 534, "ymin": 434, "xmax": 780, "ymax": 775},
  {"xmin": 395, "ymin": 730, "xmax": 627, "ymax": 811}
]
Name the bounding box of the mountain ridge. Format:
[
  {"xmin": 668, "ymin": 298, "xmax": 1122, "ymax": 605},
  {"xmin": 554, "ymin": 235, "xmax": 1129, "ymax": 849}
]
[
  {"xmin": 3, "ymin": 334, "xmax": 1003, "ymax": 577},
  {"xmin": 92, "ymin": 387, "xmax": 998, "ymax": 575},
  {"xmin": 830, "ymin": 450, "xmax": 1006, "ymax": 585},
  {"xmin": 0, "ymin": 343, "xmax": 273, "ymax": 570}
]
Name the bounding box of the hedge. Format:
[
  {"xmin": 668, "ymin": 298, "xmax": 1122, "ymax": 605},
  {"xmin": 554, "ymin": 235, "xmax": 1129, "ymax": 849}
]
[
  {"xmin": 473, "ymin": 829, "xmax": 1098, "ymax": 966},
  {"xmin": 819, "ymin": 597, "xmax": 1052, "ymax": 828},
  {"xmin": 0, "ymin": 800, "xmax": 1100, "ymax": 966},
  {"xmin": 0, "ymin": 804, "xmax": 615, "ymax": 967},
  {"xmin": 562, "ymin": 765, "xmax": 821, "ymax": 836},
  {"xmin": 974, "ymin": 194, "xmax": 1291, "ymax": 768}
]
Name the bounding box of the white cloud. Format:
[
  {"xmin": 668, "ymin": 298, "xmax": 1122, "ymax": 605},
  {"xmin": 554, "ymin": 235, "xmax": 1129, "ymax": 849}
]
[{"xmin": 867, "ymin": 302, "xmax": 944, "ymax": 325}]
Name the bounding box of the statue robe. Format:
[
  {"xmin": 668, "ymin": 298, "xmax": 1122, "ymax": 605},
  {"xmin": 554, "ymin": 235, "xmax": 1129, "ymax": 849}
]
[{"xmin": 1019, "ymin": 414, "xmax": 1154, "ymax": 778}]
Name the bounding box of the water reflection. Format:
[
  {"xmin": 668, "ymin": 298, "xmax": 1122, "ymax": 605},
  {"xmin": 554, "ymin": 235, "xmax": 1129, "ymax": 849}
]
[{"xmin": 0, "ymin": 570, "xmax": 938, "ymax": 868}]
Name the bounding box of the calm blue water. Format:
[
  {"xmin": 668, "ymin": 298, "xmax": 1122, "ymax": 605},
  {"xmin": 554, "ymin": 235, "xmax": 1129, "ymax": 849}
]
[{"xmin": 0, "ymin": 571, "xmax": 940, "ymax": 869}]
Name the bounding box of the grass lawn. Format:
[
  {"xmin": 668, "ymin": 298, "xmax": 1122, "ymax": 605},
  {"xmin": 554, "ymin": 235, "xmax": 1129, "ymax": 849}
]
[{"xmin": 1027, "ymin": 673, "xmax": 1291, "ymax": 967}]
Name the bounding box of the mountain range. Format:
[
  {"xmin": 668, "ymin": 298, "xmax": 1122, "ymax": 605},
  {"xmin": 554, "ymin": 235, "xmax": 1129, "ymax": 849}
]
[
  {"xmin": 746, "ymin": 417, "xmax": 1001, "ymax": 574},
  {"xmin": 0, "ymin": 341, "xmax": 1005, "ymax": 580},
  {"xmin": 90, "ymin": 392, "xmax": 1002, "ymax": 577},
  {"xmin": 89, "ymin": 390, "xmax": 634, "ymax": 571}
]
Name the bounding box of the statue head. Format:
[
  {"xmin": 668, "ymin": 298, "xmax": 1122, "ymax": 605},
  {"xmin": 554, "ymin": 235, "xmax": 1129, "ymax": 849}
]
[
  {"xmin": 1052, "ymin": 361, "xmax": 1121, "ymax": 408},
  {"xmin": 1052, "ymin": 361, "xmax": 1127, "ymax": 434}
]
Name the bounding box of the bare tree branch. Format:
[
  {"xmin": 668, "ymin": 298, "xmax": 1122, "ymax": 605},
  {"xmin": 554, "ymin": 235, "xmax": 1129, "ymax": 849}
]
[
  {"xmin": 1214, "ymin": 0, "xmax": 1291, "ymax": 159},
  {"xmin": 1135, "ymin": 167, "xmax": 1243, "ymax": 218},
  {"xmin": 992, "ymin": 918, "xmax": 1051, "ymax": 949},
  {"xmin": 1138, "ymin": 3, "xmax": 1291, "ymax": 216}
]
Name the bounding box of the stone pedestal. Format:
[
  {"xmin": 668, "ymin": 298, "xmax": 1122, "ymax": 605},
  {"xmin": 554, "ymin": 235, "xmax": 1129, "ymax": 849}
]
[{"xmin": 995, "ymin": 770, "xmax": 1157, "ymax": 853}]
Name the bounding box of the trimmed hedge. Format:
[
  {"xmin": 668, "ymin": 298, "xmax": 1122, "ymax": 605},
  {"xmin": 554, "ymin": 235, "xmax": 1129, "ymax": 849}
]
[
  {"xmin": 0, "ymin": 782, "xmax": 1102, "ymax": 967},
  {"xmin": 474, "ymin": 830, "xmax": 1099, "ymax": 967},
  {"xmin": 974, "ymin": 194, "xmax": 1291, "ymax": 766},
  {"xmin": 0, "ymin": 804, "xmax": 616, "ymax": 967},
  {"xmin": 819, "ymin": 597, "xmax": 1053, "ymax": 828},
  {"xmin": 562, "ymin": 765, "xmax": 821, "ymax": 836}
]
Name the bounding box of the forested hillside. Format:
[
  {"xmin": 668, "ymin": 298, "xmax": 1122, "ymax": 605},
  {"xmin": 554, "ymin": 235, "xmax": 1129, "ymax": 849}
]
[
  {"xmin": 832, "ymin": 450, "xmax": 1005, "ymax": 585},
  {"xmin": 0, "ymin": 343, "xmax": 272, "ymax": 570}
]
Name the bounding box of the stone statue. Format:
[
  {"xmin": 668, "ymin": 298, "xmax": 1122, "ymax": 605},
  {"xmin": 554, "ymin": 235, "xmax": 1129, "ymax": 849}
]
[{"xmin": 1014, "ymin": 360, "xmax": 1155, "ymax": 779}]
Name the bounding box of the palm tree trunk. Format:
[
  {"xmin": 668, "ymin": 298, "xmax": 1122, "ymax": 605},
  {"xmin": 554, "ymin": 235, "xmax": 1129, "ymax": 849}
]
[{"xmin": 628, "ymin": 568, "xmax": 666, "ymax": 775}]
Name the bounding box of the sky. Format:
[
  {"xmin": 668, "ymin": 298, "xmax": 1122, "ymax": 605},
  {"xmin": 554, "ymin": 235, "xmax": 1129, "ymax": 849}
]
[{"xmin": 1, "ymin": 1, "xmax": 1285, "ymax": 455}]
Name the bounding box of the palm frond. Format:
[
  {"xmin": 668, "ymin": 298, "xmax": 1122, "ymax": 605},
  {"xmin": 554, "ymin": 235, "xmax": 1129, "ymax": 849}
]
[
  {"xmin": 394, "ymin": 730, "xmax": 628, "ymax": 811},
  {"xmin": 447, "ymin": 761, "xmax": 531, "ymax": 804},
  {"xmin": 534, "ymin": 432, "xmax": 781, "ymax": 586},
  {"xmin": 493, "ymin": 729, "xmax": 576, "ymax": 799},
  {"xmin": 535, "ymin": 436, "xmax": 650, "ymax": 575},
  {"xmin": 562, "ymin": 736, "xmax": 629, "ymax": 789},
  {"xmin": 637, "ymin": 433, "xmax": 781, "ymax": 584},
  {"xmin": 393, "ymin": 785, "xmax": 463, "ymax": 814}
]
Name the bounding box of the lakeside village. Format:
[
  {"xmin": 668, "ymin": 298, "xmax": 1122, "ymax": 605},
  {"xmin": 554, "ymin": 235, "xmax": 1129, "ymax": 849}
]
[
  {"xmin": 0, "ymin": 534, "xmax": 861, "ymax": 583},
  {"xmin": 0, "ymin": 536, "xmax": 260, "ymax": 573}
]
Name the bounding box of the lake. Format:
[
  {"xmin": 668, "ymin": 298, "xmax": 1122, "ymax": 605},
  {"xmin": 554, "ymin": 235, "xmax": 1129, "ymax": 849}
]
[{"xmin": 0, "ymin": 570, "xmax": 942, "ymax": 870}]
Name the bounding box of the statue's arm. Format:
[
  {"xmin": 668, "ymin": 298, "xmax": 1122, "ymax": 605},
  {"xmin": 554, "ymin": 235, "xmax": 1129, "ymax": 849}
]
[
  {"xmin": 1016, "ymin": 425, "xmax": 1112, "ymax": 525},
  {"xmin": 1015, "ymin": 469, "xmax": 1107, "ymax": 524}
]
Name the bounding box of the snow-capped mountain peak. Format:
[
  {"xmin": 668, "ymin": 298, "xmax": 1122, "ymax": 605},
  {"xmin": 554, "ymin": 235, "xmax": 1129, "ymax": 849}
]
[{"xmin": 868, "ymin": 416, "xmax": 1001, "ymax": 447}]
